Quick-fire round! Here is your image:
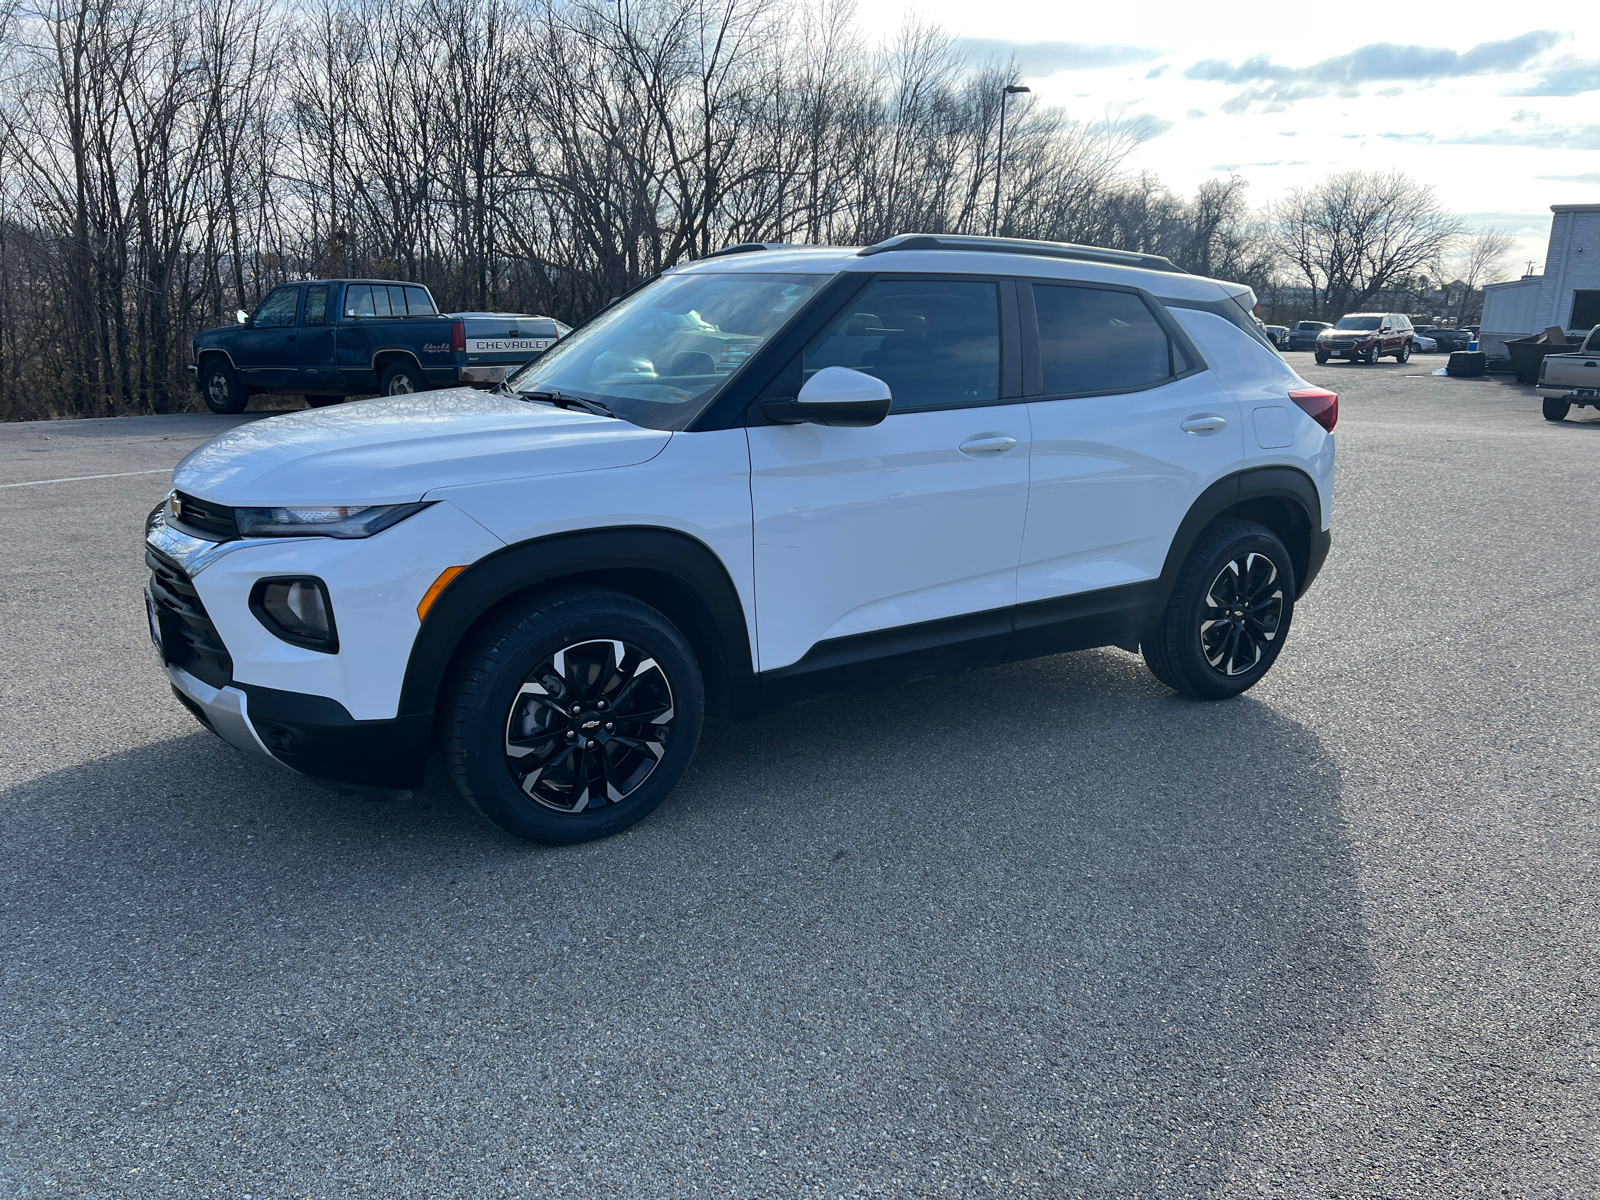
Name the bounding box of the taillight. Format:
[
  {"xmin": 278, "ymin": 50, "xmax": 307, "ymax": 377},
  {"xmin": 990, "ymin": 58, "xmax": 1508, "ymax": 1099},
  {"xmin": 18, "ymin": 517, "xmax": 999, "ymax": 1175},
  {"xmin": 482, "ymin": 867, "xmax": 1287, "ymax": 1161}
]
[
  {"xmin": 1289, "ymin": 387, "xmax": 1338, "ymax": 432},
  {"xmin": 450, "ymin": 320, "xmax": 466, "ymax": 353}
]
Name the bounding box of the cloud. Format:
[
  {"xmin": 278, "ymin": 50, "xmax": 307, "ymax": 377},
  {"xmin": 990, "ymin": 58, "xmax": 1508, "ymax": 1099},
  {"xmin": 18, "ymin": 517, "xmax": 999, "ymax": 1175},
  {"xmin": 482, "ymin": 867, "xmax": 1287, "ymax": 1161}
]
[
  {"xmin": 1186, "ymin": 108, "xmax": 1207, "ymax": 119},
  {"xmin": 1506, "ymin": 58, "xmax": 1600, "ymax": 96},
  {"xmin": 1183, "ymin": 32, "xmax": 1563, "ymax": 110},
  {"xmin": 954, "ymin": 38, "xmax": 1162, "ymax": 76},
  {"xmin": 1442, "ymin": 122, "xmax": 1600, "ymax": 150},
  {"xmin": 1146, "ymin": 64, "xmax": 1169, "ymax": 79},
  {"xmin": 1537, "ymin": 173, "xmax": 1600, "ymax": 184}
]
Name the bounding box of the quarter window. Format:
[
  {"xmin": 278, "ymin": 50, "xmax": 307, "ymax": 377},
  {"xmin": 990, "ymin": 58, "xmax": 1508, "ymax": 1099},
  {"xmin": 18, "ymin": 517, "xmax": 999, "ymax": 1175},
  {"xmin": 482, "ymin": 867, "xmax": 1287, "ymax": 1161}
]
[
  {"xmin": 1033, "ymin": 285, "xmax": 1174, "ymax": 395},
  {"xmin": 252, "ymin": 286, "xmax": 300, "ymax": 329},
  {"xmin": 404, "ymin": 286, "xmax": 436, "ymax": 314},
  {"xmin": 806, "ymin": 280, "xmax": 1000, "ymax": 411}
]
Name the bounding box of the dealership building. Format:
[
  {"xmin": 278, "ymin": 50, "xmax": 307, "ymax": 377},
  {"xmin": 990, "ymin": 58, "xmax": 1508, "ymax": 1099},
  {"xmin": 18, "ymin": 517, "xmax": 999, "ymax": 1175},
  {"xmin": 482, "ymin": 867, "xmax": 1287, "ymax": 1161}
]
[{"xmin": 1480, "ymin": 203, "xmax": 1600, "ymax": 359}]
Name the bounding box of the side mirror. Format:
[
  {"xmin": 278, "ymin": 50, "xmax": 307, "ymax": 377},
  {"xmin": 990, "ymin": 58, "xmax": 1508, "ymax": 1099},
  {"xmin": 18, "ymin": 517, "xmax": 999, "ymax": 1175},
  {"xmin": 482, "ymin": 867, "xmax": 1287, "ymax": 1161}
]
[
  {"xmin": 236, "ymin": 310, "xmax": 249, "ymax": 325},
  {"xmin": 760, "ymin": 366, "xmax": 891, "ymax": 428}
]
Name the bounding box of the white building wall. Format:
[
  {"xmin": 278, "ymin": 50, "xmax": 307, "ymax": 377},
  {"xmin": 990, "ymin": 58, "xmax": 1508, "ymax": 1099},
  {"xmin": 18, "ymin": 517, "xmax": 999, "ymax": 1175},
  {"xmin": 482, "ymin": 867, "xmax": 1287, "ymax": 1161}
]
[
  {"xmin": 1482, "ymin": 277, "xmax": 1542, "ymax": 333},
  {"xmin": 1535, "ymin": 205, "xmax": 1600, "ymax": 333}
]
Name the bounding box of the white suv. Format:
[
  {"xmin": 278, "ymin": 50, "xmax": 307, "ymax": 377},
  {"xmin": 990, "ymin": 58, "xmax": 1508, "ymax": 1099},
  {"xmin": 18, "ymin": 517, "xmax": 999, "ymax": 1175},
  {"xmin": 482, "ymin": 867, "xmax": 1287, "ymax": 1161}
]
[{"xmin": 145, "ymin": 234, "xmax": 1336, "ymax": 844}]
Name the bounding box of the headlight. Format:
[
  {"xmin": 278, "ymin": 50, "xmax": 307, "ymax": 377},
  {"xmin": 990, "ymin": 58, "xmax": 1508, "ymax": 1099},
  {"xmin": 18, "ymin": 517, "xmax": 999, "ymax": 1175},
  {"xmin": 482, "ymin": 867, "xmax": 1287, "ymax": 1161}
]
[
  {"xmin": 235, "ymin": 502, "xmax": 431, "ymax": 539},
  {"xmin": 250, "ymin": 577, "xmax": 338, "ymax": 652}
]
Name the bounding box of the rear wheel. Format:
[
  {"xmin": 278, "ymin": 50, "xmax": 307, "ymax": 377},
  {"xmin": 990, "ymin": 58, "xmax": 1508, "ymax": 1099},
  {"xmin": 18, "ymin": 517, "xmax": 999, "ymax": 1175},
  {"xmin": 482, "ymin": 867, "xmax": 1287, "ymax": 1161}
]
[
  {"xmin": 1543, "ymin": 397, "xmax": 1572, "ymax": 422},
  {"xmin": 1395, "ymin": 341, "xmax": 1410, "ymax": 364},
  {"xmin": 200, "ymin": 359, "xmax": 249, "ymax": 414},
  {"xmin": 446, "ymin": 586, "xmax": 705, "ymax": 845},
  {"xmin": 379, "ymin": 361, "xmax": 428, "ymax": 396},
  {"xmin": 1143, "ymin": 519, "xmax": 1296, "ymax": 700}
]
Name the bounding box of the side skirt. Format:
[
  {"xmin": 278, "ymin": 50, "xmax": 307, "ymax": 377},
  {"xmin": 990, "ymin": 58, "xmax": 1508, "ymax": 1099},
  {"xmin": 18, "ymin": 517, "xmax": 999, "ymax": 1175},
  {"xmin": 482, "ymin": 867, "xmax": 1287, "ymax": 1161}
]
[{"xmin": 756, "ymin": 582, "xmax": 1159, "ymax": 711}]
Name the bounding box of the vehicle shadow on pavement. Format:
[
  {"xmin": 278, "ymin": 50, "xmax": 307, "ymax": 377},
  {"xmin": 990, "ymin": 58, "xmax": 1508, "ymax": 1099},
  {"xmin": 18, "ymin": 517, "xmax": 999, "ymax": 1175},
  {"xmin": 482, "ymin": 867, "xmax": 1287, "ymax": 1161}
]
[{"xmin": 0, "ymin": 647, "xmax": 1370, "ymax": 1198}]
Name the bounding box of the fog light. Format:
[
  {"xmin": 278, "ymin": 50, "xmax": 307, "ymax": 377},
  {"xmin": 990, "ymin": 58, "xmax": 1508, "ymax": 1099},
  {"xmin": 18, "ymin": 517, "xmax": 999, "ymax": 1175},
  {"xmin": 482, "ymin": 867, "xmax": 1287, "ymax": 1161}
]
[{"xmin": 251, "ymin": 577, "xmax": 338, "ymax": 653}]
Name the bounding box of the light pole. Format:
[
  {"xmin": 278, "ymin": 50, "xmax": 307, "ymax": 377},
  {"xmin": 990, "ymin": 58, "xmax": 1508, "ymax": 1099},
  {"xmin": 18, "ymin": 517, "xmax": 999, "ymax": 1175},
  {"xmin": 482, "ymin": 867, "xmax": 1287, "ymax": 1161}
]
[{"xmin": 991, "ymin": 84, "xmax": 1030, "ymax": 238}]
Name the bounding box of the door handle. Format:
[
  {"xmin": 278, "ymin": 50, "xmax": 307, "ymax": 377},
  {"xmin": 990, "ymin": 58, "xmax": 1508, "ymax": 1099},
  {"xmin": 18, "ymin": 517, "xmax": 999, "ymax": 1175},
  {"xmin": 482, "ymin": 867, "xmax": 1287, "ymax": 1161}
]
[
  {"xmin": 1181, "ymin": 415, "xmax": 1228, "ymax": 434},
  {"xmin": 958, "ymin": 435, "xmax": 1018, "ymax": 454}
]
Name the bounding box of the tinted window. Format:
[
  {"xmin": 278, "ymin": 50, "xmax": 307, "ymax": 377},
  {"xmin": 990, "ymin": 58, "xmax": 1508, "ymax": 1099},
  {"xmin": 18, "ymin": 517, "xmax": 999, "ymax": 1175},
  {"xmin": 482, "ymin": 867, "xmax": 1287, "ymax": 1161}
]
[
  {"xmin": 372, "ymin": 286, "xmax": 393, "ymax": 318},
  {"xmin": 253, "ymin": 286, "xmax": 300, "ymax": 329},
  {"xmin": 1033, "ymin": 285, "xmax": 1172, "ymax": 395},
  {"xmin": 806, "ymin": 280, "xmax": 1000, "ymax": 411},
  {"xmin": 303, "ymin": 285, "xmax": 329, "ymax": 326},
  {"xmin": 1570, "ymin": 290, "xmax": 1600, "ymax": 332},
  {"xmin": 404, "ymin": 286, "xmax": 436, "ymax": 315},
  {"xmin": 345, "ymin": 285, "xmax": 374, "ymax": 317},
  {"xmin": 1334, "ymin": 316, "xmax": 1381, "ymax": 330}
]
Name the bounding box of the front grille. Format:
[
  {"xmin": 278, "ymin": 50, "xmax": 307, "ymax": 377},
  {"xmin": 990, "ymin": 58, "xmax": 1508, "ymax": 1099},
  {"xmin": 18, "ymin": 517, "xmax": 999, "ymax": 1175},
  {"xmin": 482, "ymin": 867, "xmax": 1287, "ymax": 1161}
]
[
  {"xmin": 170, "ymin": 491, "xmax": 239, "ymax": 540},
  {"xmin": 147, "ymin": 547, "xmax": 233, "ymax": 689},
  {"xmin": 1327, "ymin": 339, "xmax": 1355, "ymax": 348}
]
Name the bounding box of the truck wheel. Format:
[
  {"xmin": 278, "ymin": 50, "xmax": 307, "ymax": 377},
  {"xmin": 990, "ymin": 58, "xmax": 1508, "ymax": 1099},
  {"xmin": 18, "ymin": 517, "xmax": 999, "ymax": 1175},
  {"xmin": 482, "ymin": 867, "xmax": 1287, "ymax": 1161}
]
[
  {"xmin": 379, "ymin": 362, "xmax": 428, "ymax": 395},
  {"xmin": 305, "ymin": 395, "xmax": 343, "ymax": 409},
  {"xmin": 200, "ymin": 359, "xmax": 249, "ymax": 414},
  {"xmin": 1543, "ymin": 397, "xmax": 1571, "ymax": 422},
  {"xmin": 1142, "ymin": 519, "xmax": 1296, "ymax": 701},
  {"xmin": 446, "ymin": 585, "xmax": 705, "ymax": 845}
]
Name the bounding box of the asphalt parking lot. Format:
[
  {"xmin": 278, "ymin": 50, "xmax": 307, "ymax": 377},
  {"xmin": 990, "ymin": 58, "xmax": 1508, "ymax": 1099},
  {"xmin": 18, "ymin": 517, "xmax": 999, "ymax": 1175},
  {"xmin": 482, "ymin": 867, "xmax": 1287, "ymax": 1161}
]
[{"xmin": 3, "ymin": 356, "xmax": 1598, "ymax": 1199}]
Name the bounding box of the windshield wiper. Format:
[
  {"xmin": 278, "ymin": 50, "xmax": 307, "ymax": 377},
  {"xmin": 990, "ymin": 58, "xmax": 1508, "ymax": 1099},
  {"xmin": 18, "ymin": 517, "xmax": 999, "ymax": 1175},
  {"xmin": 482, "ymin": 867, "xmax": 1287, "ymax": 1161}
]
[{"xmin": 518, "ymin": 389, "xmax": 616, "ymax": 419}]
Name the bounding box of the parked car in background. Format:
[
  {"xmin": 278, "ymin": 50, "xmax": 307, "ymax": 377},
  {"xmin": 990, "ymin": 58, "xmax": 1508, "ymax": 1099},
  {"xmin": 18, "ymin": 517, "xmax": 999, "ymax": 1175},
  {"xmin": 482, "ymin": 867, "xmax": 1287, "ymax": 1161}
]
[
  {"xmin": 1288, "ymin": 321, "xmax": 1331, "ymax": 350},
  {"xmin": 1315, "ymin": 313, "xmax": 1414, "ymax": 364},
  {"xmin": 189, "ymin": 280, "xmax": 528, "ymax": 414},
  {"xmin": 147, "ymin": 232, "xmax": 1335, "ymax": 845},
  {"xmin": 1415, "ymin": 326, "xmax": 1473, "ymax": 353},
  {"xmin": 450, "ymin": 312, "xmax": 572, "ymax": 379},
  {"xmin": 1409, "ymin": 332, "xmax": 1438, "ymax": 353},
  {"xmin": 1264, "ymin": 324, "xmax": 1290, "ymax": 349},
  {"xmin": 1536, "ymin": 326, "xmax": 1600, "ymax": 420}
]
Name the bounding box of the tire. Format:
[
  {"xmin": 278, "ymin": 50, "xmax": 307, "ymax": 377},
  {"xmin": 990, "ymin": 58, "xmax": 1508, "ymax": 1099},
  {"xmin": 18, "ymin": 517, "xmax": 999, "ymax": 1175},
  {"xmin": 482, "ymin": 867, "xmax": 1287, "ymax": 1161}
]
[
  {"xmin": 446, "ymin": 586, "xmax": 705, "ymax": 845},
  {"xmin": 305, "ymin": 394, "xmax": 343, "ymax": 409},
  {"xmin": 1363, "ymin": 347, "xmax": 1378, "ymax": 364},
  {"xmin": 200, "ymin": 358, "xmax": 249, "ymax": 414},
  {"xmin": 379, "ymin": 361, "xmax": 429, "ymax": 396},
  {"xmin": 1543, "ymin": 397, "xmax": 1571, "ymax": 422},
  {"xmin": 1314, "ymin": 351, "xmax": 1329, "ymax": 364},
  {"xmin": 1395, "ymin": 341, "xmax": 1410, "ymax": 364},
  {"xmin": 1142, "ymin": 519, "xmax": 1297, "ymax": 701}
]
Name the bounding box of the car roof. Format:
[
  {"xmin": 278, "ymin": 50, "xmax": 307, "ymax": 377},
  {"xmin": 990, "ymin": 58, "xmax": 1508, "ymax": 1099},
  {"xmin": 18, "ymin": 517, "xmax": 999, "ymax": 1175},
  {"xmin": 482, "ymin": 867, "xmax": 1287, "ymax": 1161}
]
[
  {"xmin": 449, "ymin": 311, "xmax": 554, "ymax": 319},
  {"xmin": 665, "ymin": 238, "xmax": 1245, "ymax": 304},
  {"xmin": 291, "ymin": 279, "xmax": 436, "ymax": 287}
]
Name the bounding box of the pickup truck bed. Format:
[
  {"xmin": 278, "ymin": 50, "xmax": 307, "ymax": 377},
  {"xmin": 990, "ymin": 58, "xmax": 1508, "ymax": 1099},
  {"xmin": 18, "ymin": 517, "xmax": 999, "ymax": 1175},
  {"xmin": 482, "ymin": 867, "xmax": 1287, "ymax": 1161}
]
[
  {"xmin": 189, "ymin": 280, "xmax": 562, "ymax": 413},
  {"xmin": 1537, "ymin": 328, "xmax": 1600, "ymax": 421}
]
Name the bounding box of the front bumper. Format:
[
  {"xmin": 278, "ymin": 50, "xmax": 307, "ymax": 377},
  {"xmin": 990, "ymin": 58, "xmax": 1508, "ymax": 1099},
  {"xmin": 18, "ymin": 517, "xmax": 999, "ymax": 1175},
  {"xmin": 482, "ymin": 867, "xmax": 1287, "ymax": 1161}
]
[{"xmin": 166, "ymin": 659, "xmax": 433, "ymax": 788}]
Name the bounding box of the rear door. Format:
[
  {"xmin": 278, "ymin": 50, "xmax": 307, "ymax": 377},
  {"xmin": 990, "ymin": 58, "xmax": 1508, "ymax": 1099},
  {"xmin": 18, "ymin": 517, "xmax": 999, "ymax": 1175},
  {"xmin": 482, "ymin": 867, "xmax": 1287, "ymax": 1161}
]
[
  {"xmin": 297, "ymin": 284, "xmax": 338, "ymax": 389},
  {"xmin": 747, "ymin": 275, "xmax": 1030, "ymax": 673},
  {"xmin": 1018, "ymin": 283, "xmax": 1244, "ymax": 613}
]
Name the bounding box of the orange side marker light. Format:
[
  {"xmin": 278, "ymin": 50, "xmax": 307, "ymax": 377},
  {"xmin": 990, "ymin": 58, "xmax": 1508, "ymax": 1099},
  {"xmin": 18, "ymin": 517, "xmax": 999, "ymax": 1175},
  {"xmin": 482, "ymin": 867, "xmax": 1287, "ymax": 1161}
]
[{"xmin": 417, "ymin": 566, "xmax": 468, "ymax": 623}]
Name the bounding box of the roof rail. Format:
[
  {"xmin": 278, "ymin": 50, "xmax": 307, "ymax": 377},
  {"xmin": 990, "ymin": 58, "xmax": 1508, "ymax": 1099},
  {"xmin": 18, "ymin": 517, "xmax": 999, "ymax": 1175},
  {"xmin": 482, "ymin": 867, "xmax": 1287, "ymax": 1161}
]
[
  {"xmin": 856, "ymin": 233, "xmax": 1187, "ymax": 275},
  {"xmin": 702, "ymin": 242, "xmax": 787, "ymax": 259}
]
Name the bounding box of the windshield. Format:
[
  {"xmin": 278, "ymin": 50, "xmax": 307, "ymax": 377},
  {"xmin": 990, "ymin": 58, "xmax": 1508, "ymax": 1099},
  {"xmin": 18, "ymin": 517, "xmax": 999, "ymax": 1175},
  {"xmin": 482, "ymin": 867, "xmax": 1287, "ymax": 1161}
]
[
  {"xmin": 1334, "ymin": 316, "xmax": 1381, "ymax": 330},
  {"xmin": 506, "ymin": 272, "xmax": 829, "ymax": 429},
  {"xmin": 1584, "ymin": 327, "xmax": 1600, "ymax": 352}
]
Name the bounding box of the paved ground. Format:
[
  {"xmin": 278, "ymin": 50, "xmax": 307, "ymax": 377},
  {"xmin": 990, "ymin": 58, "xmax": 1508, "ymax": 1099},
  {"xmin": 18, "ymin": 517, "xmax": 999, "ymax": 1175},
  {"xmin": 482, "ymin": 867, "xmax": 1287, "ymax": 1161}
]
[{"xmin": 2, "ymin": 361, "xmax": 1598, "ymax": 1200}]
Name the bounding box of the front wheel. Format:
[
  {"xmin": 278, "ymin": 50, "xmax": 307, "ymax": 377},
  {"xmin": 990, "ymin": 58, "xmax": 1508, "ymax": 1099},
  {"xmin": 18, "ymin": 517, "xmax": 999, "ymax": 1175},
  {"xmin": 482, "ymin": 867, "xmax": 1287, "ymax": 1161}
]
[
  {"xmin": 200, "ymin": 359, "xmax": 249, "ymax": 414},
  {"xmin": 1314, "ymin": 351, "xmax": 1329, "ymax": 364},
  {"xmin": 1543, "ymin": 397, "xmax": 1571, "ymax": 422},
  {"xmin": 1142, "ymin": 519, "xmax": 1297, "ymax": 700},
  {"xmin": 446, "ymin": 586, "xmax": 705, "ymax": 845}
]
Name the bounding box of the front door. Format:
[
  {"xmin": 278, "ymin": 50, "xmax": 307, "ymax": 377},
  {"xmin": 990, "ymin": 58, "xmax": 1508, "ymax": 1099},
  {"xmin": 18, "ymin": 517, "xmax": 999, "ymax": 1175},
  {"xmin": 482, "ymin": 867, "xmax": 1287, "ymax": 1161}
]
[
  {"xmin": 233, "ymin": 285, "xmax": 302, "ymax": 389},
  {"xmin": 748, "ymin": 277, "xmax": 1030, "ymax": 674},
  {"xmin": 1018, "ymin": 284, "xmax": 1244, "ymax": 611}
]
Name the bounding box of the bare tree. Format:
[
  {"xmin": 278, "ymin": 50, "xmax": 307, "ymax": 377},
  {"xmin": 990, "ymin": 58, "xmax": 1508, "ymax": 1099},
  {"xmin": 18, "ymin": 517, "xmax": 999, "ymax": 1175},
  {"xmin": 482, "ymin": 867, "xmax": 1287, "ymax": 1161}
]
[{"xmin": 1444, "ymin": 229, "xmax": 1516, "ymax": 325}]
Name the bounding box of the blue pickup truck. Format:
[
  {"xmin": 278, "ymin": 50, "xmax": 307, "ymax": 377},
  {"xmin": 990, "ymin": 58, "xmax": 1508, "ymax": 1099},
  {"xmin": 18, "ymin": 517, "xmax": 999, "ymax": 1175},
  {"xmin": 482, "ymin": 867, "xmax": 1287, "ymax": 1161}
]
[{"xmin": 188, "ymin": 279, "xmax": 566, "ymax": 413}]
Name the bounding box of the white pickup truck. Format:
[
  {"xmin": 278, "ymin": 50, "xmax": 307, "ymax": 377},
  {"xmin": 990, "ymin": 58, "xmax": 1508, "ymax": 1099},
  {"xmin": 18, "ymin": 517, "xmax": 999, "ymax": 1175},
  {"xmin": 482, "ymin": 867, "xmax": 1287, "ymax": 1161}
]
[{"xmin": 1538, "ymin": 327, "xmax": 1600, "ymax": 421}]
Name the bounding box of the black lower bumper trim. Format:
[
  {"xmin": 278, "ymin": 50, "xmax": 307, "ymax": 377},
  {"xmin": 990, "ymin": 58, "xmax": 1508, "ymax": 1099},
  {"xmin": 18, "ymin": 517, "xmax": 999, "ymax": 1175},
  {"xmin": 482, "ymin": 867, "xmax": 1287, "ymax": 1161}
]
[
  {"xmin": 237, "ymin": 683, "xmax": 432, "ymax": 789},
  {"xmin": 1301, "ymin": 528, "xmax": 1332, "ymax": 597}
]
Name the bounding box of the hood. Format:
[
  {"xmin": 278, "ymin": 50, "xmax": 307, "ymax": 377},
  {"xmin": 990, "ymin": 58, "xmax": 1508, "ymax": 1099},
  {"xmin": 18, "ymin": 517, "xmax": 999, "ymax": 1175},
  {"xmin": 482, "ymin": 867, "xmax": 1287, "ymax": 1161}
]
[
  {"xmin": 1319, "ymin": 326, "xmax": 1375, "ymax": 339},
  {"xmin": 173, "ymin": 389, "xmax": 671, "ymax": 506}
]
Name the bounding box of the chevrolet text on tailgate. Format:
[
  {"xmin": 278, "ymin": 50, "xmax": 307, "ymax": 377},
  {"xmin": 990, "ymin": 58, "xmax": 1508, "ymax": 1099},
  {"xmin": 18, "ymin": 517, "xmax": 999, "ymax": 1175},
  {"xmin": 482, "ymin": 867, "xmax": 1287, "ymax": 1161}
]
[
  {"xmin": 150, "ymin": 235, "xmax": 1336, "ymax": 845},
  {"xmin": 187, "ymin": 282, "xmax": 566, "ymax": 413}
]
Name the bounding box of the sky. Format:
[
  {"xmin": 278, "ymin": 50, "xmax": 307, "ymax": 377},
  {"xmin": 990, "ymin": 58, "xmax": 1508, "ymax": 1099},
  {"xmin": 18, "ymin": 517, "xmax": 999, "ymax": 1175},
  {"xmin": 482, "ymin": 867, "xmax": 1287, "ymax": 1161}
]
[{"xmin": 853, "ymin": 0, "xmax": 1600, "ymax": 276}]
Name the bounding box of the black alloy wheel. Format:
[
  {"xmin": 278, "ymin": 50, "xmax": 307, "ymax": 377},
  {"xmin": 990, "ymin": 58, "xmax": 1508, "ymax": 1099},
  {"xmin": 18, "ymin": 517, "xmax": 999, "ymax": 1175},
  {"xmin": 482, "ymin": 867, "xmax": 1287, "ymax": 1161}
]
[
  {"xmin": 504, "ymin": 638, "xmax": 676, "ymax": 813},
  {"xmin": 1142, "ymin": 519, "xmax": 1297, "ymax": 700},
  {"xmin": 1198, "ymin": 551, "xmax": 1286, "ymax": 678},
  {"xmin": 446, "ymin": 586, "xmax": 704, "ymax": 844},
  {"xmin": 202, "ymin": 359, "xmax": 249, "ymax": 414}
]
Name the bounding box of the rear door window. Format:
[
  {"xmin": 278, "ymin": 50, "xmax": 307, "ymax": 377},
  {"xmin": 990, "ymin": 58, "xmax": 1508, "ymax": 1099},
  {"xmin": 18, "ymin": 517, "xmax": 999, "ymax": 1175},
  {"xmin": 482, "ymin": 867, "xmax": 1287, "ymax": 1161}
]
[
  {"xmin": 345, "ymin": 285, "xmax": 374, "ymax": 317},
  {"xmin": 1031, "ymin": 284, "xmax": 1174, "ymax": 395},
  {"xmin": 302, "ymin": 285, "xmax": 329, "ymax": 326},
  {"xmin": 805, "ymin": 279, "xmax": 1001, "ymax": 411}
]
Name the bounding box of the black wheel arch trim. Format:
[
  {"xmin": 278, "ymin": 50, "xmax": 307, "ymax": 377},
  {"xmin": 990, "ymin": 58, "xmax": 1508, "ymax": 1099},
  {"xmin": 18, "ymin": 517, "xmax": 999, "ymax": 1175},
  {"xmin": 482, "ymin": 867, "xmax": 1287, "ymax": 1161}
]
[
  {"xmin": 397, "ymin": 526, "xmax": 757, "ymax": 724},
  {"xmin": 1158, "ymin": 466, "xmax": 1327, "ymax": 601}
]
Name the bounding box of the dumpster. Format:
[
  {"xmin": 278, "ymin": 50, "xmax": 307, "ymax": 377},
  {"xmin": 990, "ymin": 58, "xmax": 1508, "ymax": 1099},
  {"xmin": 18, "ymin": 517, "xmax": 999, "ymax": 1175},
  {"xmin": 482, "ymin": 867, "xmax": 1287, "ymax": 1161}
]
[{"xmin": 1506, "ymin": 327, "xmax": 1577, "ymax": 384}]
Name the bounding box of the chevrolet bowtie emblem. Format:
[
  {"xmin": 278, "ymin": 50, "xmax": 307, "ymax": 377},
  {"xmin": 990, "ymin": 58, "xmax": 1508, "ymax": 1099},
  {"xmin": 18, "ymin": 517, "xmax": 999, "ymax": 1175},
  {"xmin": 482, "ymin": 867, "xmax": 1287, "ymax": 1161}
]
[{"xmin": 582, "ymin": 720, "xmax": 600, "ymax": 730}]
